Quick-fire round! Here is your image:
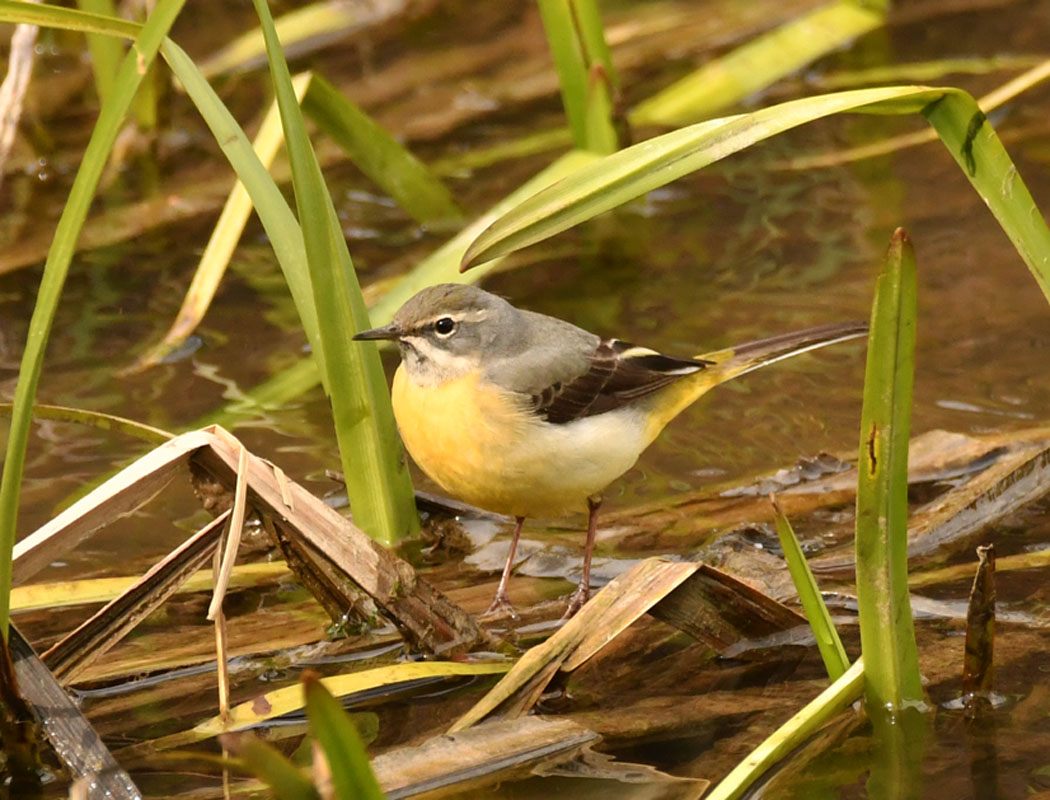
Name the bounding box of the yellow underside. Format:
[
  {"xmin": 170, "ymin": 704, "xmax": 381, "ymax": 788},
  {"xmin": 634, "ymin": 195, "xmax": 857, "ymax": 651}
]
[{"xmin": 390, "ymin": 364, "xmax": 728, "ymax": 519}]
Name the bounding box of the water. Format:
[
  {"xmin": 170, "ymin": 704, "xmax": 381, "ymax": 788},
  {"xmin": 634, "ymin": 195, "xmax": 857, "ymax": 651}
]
[{"xmin": 1, "ymin": 0, "xmax": 1049, "ymax": 797}]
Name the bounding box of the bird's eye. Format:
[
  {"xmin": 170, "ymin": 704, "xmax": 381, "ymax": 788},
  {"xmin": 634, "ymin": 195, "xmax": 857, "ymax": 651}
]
[{"xmin": 434, "ymin": 317, "xmax": 456, "ymax": 336}]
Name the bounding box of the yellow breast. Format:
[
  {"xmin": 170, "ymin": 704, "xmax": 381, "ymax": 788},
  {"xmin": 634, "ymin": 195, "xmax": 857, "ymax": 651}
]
[{"xmin": 391, "ymin": 365, "xmax": 531, "ymax": 514}]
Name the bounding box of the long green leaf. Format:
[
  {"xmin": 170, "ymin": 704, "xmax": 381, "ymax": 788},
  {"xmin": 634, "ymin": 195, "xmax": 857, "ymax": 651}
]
[
  {"xmin": 75, "ymin": 0, "xmax": 122, "ymax": 104},
  {"xmin": 250, "ymin": 0, "xmax": 417, "ymax": 544},
  {"xmin": 770, "ymin": 497, "xmax": 849, "ymax": 680},
  {"xmin": 460, "ymin": 85, "xmax": 1050, "ymax": 306},
  {"xmin": 303, "ymin": 74, "xmax": 463, "ymax": 227},
  {"xmin": 0, "ymin": 0, "xmax": 185, "ymax": 640},
  {"xmin": 855, "ymin": 228, "xmax": 923, "ymax": 710},
  {"xmin": 0, "ymin": 1, "xmax": 138, "ymax": 37},
  {"xmin": 705, "ymin": 658, "xmax": 865, "ymax": 800},
  {"xmin": 537, "ymin": 0, "xmax": 617, "ymax": 153},
  {"xmin": 632, "ymin": 0, "xmax": 885, "ymax": 126},
  {"xmin": 305, "ymin": 675, "xmax": 386, "ymax": 800},
  {"xmin": 222, "ymin": 734, "xmax": 321, "ymax": 800}
]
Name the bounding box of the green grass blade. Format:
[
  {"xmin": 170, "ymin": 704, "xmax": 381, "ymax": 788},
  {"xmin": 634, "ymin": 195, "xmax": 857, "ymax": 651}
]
[
  {"xmin": 304, "ymin": 675, "xmax": 385, "ymax": 800},
  {"xmin": 855, "ymin": 228, "xmax": 923, "ymax": 710},
  {"xmin": 0, "ymin": 0, "xmax": 185, "ymax": 641},
  {"xmin": 770, "ymin": 496, "xmax": 849, "ymax": 680},
  {"xmin": 74, "ymin": 0, "xmax": 122, "ymax": 104},
  {"xmin": 922, "ymin": 91, "xmax": 1050, "ymax": 301},
  {"xmin": 0, "ymin": 1, "xmax": 138, "ymax": 38},
  {"xmin": 632, "ymin": 1, "xmax": 885, "ymax": 126},
  {"xmin": 250, "ymin": 0, "xmax": 417, "ymax": 544},
  {"xmin": 199, "ymin": 1, "xmax": 392, "ymax": 78},
  {"xmin": 459, "ymin": 85, "xmax": 1050, "ymax": 305},
  {"xmin": 537, "ymin": 0, "xmax": 617, "ymax": 153},
  {"xmin": 302, "ymin": 74, "xmax": 463, "ymax": 227},
  {"xmin": 222, "ymin": 734, "xmax": 321, "ymax": 800},
  {"xmin": 705, "ymin": 658, "xmax": 865, "ymax": 800}
]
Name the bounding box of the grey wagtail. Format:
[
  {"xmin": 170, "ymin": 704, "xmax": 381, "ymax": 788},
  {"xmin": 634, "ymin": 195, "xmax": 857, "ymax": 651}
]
[{"xmin": 354, "ymin": 284, "xmax": 866, "ymax": 616}]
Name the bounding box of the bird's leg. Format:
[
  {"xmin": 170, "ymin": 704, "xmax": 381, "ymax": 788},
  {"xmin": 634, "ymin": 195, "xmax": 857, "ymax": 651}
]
[
  {"xmin": 484, "ymin": 516, "xmax": 525, "ymax": 617},
  {"xmin": 564, "ymin": 495, "xmax": 602, "ymax": 618}
]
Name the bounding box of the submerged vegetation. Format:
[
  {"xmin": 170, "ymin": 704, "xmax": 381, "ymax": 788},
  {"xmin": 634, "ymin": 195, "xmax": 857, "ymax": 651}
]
[{"xmin": 0, "ymin": 0, "xmax": 1048, "ymax": 797}]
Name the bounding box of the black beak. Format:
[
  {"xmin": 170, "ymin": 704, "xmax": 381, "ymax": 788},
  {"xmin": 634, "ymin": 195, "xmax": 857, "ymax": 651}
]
[{"xmin": 352, "ymin": 322, "xmax": 402, "ymax": 341}]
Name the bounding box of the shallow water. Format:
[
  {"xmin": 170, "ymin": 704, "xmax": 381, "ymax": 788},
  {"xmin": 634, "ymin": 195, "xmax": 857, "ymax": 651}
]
[{"xmin": 2, "ymin": 0, "xmax": 1050, "ymax": 797}]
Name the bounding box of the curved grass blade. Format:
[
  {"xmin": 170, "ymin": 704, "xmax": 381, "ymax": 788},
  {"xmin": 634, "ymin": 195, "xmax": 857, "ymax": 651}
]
[
  {"xmin": 770, "ymin": 495, "xmax": 849, "ymax": 680},
  {"xmin": 538, "ymin": 0, "xmax": 618, "ymax": 153},
  {"xmin": 855, "ymin": 228, "xmax": 923, "ymax": 710},
  {"xmin": 632, "ymin": 0, "xmax": 886, "ymax": 126},
  {"xmin": 221, "ymin": 733, "xmax": 320, "ymax": 800},
  {"xmin": 122, "ymin": 661, "xmax": 510, "ymax": 756},
  {"xmin": 75, "ymin": 0, "xmax": 122, "ymax": 104},
  {"xmin": 0, "ymin": 403, "xmax": 172, "ymax": 443},
  {"xmin": 199, "ymin": 0, "xmax": 405, "ymax": 78},
  {"xmin": 302, "ymin": 74, "xmax": 463, "ymax": 226},
  {"xmin": 250, "ymin": 0, "xmax": 418, "ymax": 544},
  {"xmin": 705, "ymin": 658, "xmax": 865, "ymax": 800},
  {"xmin": 0, "ymin": 1, "xmax": 138, "ymax": 37},
  {"xmin": 304, "ymin": 674, "xmax": 385, "ymax": 800},
  {"xmin": 0, "ymin": 0, "xmax": 186, "ymax": 640},
  {"xmin": 460, "ymin": 85, "xmax": 1050, "ymax": 305}
]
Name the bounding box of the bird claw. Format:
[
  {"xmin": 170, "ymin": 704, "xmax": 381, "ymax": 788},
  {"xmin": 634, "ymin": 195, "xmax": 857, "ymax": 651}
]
[
  {"xmin": 561, "ymin": 585, "xmax": 590, "ymax": 620},
  {"xmin": 482, "ymin": 593, "xmax": 519, "ymax": 620}
]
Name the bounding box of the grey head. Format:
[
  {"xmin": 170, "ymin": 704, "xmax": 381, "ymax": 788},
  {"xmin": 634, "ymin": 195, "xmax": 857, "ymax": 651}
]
[{"xmin": 353, "ymin": 283, "xmax": 598, "ymax": 390}]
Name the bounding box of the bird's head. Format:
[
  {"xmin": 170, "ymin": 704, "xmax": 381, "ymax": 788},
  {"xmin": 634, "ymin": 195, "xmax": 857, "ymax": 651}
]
[{"xmin": 353, "ymin": 284, "xmax": 521, "ymax": 384}]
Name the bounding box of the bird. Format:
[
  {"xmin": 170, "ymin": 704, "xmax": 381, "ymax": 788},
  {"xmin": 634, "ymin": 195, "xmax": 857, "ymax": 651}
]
[{"xmin": 354, "ymin": 283, "xmax": 866, "ymax": 618}]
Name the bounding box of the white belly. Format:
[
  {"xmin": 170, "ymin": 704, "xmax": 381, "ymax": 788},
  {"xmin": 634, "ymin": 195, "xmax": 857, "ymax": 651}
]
[{"xmin": 497, "ymin": 409, "xmax": 649, "ymax": 516}]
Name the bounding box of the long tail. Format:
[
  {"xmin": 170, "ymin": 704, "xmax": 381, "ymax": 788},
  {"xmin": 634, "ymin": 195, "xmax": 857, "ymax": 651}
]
[{"xmin": 642, "ymin": 321, "xmax": 868, "ymax": 442}]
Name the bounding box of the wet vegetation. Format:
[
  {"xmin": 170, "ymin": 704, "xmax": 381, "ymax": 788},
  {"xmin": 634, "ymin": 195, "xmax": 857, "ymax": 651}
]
[{"xmin": 0, "ymin": 0, "xmax": 1049, "ymax": 797}]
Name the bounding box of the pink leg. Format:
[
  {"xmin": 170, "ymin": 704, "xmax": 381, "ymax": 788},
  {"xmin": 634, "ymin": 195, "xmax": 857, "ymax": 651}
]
[
  {"xmin": 485, "ymin": 516, "xmax": 525, "ymax": 616},
  {"xmin": 564, "ymin": 496, "xmax": 602, "ymax": 618}
]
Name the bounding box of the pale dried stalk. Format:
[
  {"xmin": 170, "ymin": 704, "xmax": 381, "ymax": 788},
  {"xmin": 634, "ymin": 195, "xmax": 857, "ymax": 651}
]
[
  {"xmin": 207, "ymin": 442, "xmax": 249, "ymax": 621},
  {"xmin": 212, "ymin": 540, "xmax": 231, "ymax": 723},
  {"xmin": 0, "ymin": 1, "xmax": 39, "ymax": 191}
]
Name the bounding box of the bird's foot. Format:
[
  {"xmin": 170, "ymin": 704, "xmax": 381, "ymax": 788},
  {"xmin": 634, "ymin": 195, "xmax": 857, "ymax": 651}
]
[
  {"xmin": 561, "ymin": 585, "xmax": 591, "ymax": 620},
  {"xmin": 482, "ymin": 592, "xmax": 519, "ymax": 620}
]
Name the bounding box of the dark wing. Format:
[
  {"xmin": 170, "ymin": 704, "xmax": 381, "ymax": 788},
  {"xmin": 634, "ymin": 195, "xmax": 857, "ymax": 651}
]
[{"xmin": 532, "ymin": 339, "xmax": 711, "ymax": 424}]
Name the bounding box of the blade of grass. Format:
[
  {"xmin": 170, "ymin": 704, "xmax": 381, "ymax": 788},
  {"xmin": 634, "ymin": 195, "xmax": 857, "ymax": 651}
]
[
  {"xmin": 705, "ymin": 658, "xmax": 865, "ymax": 800},
  {"xmin": 770, "ymin": 495, "xmax": 849, "ymax": 680},
  {"xmin": 304, "ymin": 673, "xmax": 385, "ymax": 800},
  {"xmin": 0, "ymin": 0, "xmax": 186, "ymax": 640},
  {"xmin": 250, "ymin": 0, "xmax": 417, "ymax": 544},
  {"xmin": 221, "ymin": 733, "xmax": 321, "ymax": 800},
  {"xmin": 855, "ymin": 228, "xmax": 923, "ymax": 710},
  {"xmin": 303, "ymin": 74, "xmax": 462, "ymax": 227},
  {"xmin": 631, "ymin": 0, "xmax": 886, "ymax": 126},
  {"xmin": 537, "ymin": 0, "xmax": 617, "ymax": 153},
  {"xmin": 0, "ymin": 1, "xmax": 139, "ymax": 39},
  {"xmin": 460, "ymin": 85, "xmax": 1050, "ymax": 305},
  {"xmin": 74, "ymin": 0, "xmax": 122, "ymax": 104},
  {"xmin": 199, "ymin": 0, "xmax": 407, "ymax": 78}
]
